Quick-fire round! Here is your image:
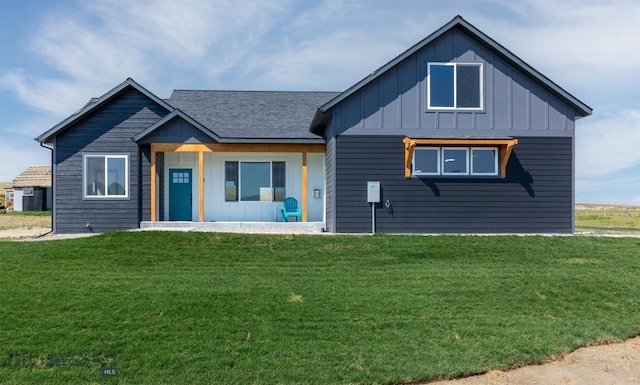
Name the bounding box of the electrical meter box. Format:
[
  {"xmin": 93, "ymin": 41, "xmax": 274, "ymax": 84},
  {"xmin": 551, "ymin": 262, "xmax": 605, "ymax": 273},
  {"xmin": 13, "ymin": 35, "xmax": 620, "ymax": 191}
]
[{"xmin": 367, "ymin": 181, "xmax": 380, "ymax": 203}]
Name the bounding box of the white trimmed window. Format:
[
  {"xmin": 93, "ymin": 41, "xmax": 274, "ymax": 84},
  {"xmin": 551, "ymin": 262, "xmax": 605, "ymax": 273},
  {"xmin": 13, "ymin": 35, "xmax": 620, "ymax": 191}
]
[
  {"xmin": 442, "ymin": 148, "xmax": 469, "ymax": 175},
  {"xmin": 428, "ymin": 62, "xmax": 483, "ymax": 110},
  {"xmin": 225, "ymin": 161, "xmax": 286, "ymax": 202},
  {"xmin": 412, "ymin": 147, "xmax": 440, "ymax": 175},
  {"xmin": 471, "ymin": 148, "xmax": 499, "ymax": 175},
  {"xmin": 83, "ymin": 154, "xmax": 128, "ymax": 198},
  {"xmin": 412, "ymin": 147, "xmax": 498, "ymax": 176}
]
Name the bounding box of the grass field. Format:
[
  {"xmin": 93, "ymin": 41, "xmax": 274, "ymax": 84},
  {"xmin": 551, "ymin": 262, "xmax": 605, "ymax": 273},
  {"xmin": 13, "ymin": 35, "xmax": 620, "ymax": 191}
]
[
  {"xmin": 0, "ymin": 211, "xmax": 51, "ymax": 231},
  {"xmin": 0, "ymin": 232, "xmax": 638, "ymax": 384},
  {"xmin": 575, "ymin": 204, "xmax": 640, "ymax": 235}
]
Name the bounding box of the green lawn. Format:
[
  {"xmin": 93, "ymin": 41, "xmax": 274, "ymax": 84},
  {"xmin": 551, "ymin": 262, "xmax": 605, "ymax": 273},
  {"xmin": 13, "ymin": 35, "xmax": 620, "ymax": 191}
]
[{"xmin": 0, "ymin": 232, "xmax": 639, "ymax": 384}]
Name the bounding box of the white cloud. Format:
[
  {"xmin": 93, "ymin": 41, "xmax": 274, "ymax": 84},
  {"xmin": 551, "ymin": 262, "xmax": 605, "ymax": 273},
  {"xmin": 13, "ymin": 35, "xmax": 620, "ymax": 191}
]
[
  {"xmin": 477, "ymin": 0, "xmax": 640, "ymax": 101},
  {"xmin": 576, "ymin": 106, "xmax": 640, "ymax": 177},
  {"xmin": 1, "ymin": 0, "xmax": 292, "ymax": 114},
  {"xmin": 0, "ymin": 70, "xmax": 107, "ymax": 116}
]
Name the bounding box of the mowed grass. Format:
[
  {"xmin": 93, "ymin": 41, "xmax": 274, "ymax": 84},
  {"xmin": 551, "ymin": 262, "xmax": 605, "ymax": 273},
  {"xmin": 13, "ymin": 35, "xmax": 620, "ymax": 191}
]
[
  {"xmin": 0, "ymin": 232, "xmax": 639, "ymax": 385},
  {"xmin": 575, "ymin": 204, "xmax": 640, "ymax": 235}
]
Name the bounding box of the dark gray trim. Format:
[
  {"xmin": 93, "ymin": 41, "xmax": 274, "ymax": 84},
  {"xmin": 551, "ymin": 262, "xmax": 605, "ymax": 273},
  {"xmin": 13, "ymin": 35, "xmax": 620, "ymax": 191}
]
[
  {"xmin": 36, "ymin": 78, "xmax": 173, "ymax": 144},
  {"xmin": 571, "ymin": 134, "xmax": 576, "ymax": 233},
  {"xmin": 52, "ymin": 137, "xmax": 57, "ymax": 233},
  {"xmin": 312, "ymin": 15, "xmax": 591, "ymax": 135}
]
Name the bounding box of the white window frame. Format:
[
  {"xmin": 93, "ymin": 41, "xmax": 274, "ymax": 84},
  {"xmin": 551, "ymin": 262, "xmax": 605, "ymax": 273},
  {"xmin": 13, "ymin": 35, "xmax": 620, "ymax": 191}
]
[
  {"xmin": 427, "ymin": 62, "xmax": 484, "ymax": 110},
  {"xmin": 224, "ymin": 160, "xmax": 286, "ymax": 203},
  {"xmin": 470, "ymin": 147, "xmax": 499, "ymax": 176},
  {"xmin": 412, "ymin": 147, "xmax": 440, "ymax": 176},
  {"xmin": 83, "ymin": 154, "xmax": 129, "ymax": 199},
  {"xmin": 441, "ymin": 147, "xmax": 469, "ymax": 176},
  {"xmin": 412, "ymin": 146, "xmax": 499, "ymax": 177}
]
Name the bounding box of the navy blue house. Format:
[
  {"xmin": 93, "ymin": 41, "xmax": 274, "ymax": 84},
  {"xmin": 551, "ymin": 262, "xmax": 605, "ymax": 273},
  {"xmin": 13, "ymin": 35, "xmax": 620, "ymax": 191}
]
[{"xmin": 37, "ymin": 16, "xmax": 591, "ymax": 234}]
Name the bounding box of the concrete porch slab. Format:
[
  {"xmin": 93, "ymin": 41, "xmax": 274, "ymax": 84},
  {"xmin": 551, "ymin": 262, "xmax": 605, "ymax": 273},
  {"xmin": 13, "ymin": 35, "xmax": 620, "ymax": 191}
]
[{"xmin": 139, "ymin": 221, "xmax": 326, "ymax": 234}]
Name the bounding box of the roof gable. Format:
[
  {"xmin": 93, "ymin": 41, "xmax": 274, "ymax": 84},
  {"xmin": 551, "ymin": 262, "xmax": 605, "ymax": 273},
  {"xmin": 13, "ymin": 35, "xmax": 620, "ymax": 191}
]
[
  {"xmin": 312, "ymin": 15, "xmax": 591, "ymax": 134},
  {"xmin": 36, "ymin": 78, "xmax": 174, "ymax": 144},
  {"xmin": 133, "ymin": 109, "xmax": 221, "ymax": 143}
]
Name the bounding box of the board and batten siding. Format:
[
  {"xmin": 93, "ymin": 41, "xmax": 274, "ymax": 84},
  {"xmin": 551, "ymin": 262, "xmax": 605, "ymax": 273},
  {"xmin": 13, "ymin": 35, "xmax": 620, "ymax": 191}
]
[
  {"xmin": 333, "ymin": 135, "xmax": 573, "ymax": 233},
  {"xmin": 330, "ymin": 27, "xmax": 575, "ymax": 138},
  {"xmin": 53, "ymin": 88, "xmax": 168, "ymax": 233}
]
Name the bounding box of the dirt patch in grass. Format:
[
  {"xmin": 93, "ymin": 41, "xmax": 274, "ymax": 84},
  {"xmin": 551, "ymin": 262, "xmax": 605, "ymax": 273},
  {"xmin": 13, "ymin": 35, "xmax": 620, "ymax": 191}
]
[
  {"xmin": 558, "ymin": 257, "xmax": 603, "ymax": 265},
  {"xmin": 427, "ymin": 335, "xmax": 640, "ymax": 385},
  {"xmin": 0, "ymin": 227, "xmax": 51, "ymax": 239}
]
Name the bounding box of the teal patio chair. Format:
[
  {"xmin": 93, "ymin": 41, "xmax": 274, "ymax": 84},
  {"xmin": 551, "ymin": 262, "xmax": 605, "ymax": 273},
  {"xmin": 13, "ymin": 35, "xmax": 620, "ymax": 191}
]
[{"xmin": 281, "ymin": 197, "xmax": 302, "ymax": 222}]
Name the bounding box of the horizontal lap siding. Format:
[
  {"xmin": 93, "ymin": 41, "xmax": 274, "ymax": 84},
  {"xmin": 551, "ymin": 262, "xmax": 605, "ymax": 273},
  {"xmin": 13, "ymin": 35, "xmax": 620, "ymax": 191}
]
[
  {"xmin": 54, "ymin": 89, "xmax": 166, "ymax": 233},
  {"xmin": 324, "ymin": 136, "xmax": 335, "ymax": 232},
  {"xmin": 334, "ymin": 136, "xmax": 573, "ymax": 233},
  {"xmin": 140, "ymin": 145, "xmax": 152, "ymax": 222}
]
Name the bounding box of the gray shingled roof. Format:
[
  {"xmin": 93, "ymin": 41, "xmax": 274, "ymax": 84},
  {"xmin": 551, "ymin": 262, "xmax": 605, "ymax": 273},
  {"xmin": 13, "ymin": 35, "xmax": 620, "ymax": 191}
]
[{"xmin": 168, "ymin": 90, "xmax": 340, "ymax": 139}]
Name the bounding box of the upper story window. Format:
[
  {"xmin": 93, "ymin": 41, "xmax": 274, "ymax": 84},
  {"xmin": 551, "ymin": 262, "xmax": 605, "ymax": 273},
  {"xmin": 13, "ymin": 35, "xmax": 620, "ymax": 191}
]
[
  {"xmin": 83, "ymin": 154, "xmax": 128, "ymax": 198},
  {"xmin": 427, "ymin": 62, "xmax": 483, "ymax": 110}
]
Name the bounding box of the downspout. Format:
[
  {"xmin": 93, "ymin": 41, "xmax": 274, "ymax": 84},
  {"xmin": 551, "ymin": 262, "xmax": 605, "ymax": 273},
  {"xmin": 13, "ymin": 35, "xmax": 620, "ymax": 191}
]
[{"xmin": 36, "ymin": 141, "xmax": 54, "ymax": 237}]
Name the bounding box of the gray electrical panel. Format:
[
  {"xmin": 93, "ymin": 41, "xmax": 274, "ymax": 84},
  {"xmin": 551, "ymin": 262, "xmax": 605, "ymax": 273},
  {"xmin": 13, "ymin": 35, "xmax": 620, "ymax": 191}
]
[{"xmin": 367, "ymin": 181, "xmax": 380, "ymax": 203}]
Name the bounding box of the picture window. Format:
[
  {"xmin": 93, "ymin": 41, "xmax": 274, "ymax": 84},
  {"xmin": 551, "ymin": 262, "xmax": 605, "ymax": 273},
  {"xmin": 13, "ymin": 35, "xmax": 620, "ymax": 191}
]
[
  {"xmin": 83, "ymin": 154, "xmax": 128, "ymax": 198},
  {"xmin": 225, "ymin": 161, "xmax": 286, "ymax": 202}
]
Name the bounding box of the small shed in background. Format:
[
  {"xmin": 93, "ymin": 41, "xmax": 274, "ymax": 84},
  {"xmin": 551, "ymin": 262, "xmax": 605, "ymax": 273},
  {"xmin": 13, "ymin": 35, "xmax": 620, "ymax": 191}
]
[{"xmin": 4, "ymin": 166, "xmax": 52, "ymax": 211}]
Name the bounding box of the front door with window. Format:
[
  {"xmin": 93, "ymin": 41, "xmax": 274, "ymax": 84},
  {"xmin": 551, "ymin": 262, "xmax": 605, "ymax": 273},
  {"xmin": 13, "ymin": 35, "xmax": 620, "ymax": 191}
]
[{"xmin": 169, "ymin": 169, "xmax": 192, "ymax": 221}]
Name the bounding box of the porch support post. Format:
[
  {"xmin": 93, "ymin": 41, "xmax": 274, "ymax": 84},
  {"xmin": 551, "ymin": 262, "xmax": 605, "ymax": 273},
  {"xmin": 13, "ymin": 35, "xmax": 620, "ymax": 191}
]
[
  {"xmin": 150, "ymin": 147, "xmax": 157, "ymax": 222},
  {"xmin": 302, "ymin": 152, "xmax": 308, "ymax": 222},
  {"xmin": 198, "ymin": 151, "xmax": 204, "ymax": 222}
]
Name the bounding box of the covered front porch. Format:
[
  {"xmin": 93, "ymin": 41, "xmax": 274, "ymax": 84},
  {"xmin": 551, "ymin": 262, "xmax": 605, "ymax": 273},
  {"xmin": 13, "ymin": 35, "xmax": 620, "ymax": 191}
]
[{"xmin": 149, "ymin": 142, "xmax": 326, "ymax": 224}]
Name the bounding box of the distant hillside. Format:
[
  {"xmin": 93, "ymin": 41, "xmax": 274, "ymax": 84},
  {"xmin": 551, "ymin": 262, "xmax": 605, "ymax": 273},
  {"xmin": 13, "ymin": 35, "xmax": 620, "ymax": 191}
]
[{"xmin": 575, "ymin": 203, "xmax": 640, "ymax": 235}]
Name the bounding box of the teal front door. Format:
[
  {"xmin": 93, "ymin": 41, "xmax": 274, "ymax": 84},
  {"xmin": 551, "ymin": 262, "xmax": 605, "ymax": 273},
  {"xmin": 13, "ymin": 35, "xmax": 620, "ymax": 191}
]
[{"xmin": 169, "ymin": 169, "xmax": 192, "ymax": 221}]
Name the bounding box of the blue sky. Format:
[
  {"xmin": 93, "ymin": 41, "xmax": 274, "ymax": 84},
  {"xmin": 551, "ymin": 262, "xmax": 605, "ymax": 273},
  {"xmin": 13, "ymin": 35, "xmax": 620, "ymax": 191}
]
[{"xmin": 1, "ymin": 0, "xmax": 639, "ymax": 204}]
